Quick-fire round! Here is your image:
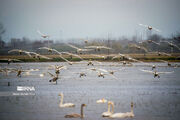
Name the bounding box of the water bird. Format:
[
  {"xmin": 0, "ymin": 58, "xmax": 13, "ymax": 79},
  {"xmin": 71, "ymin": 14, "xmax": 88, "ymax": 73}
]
[
  {"xmin": 59, "ymin": 55, "xmax": 74, "ymax": 65},
  {"xmin": 102, "ymin": 101, "xmax": 114, "ymax": 117},
  {"xmin": 160, "ymin": 41, "xmax": 180, "ymax": 50},
  {"xmin": 140, "ymin": 69, "xmax": 174, "ymax": 78},
  {"xmin": 61, "ymin": 52, "xmax": 83, "ymax": 60},
  {"xmin": 67, "ymin": 44, "xmax": 93, "ymax": 54},
  {"xmin": 146, "ymin": 40, "xmax": 160, "ymax": 45},
  {"xmin": 37, "ymin": 30, "xmax": 49, "ymax": 38},
  {"xmin": 64, "ymin": 104, "xmax": 86, "ymax": 118},
  {"xmin": 8, "ymin": 49, "xmax": 32, "ymax": 57},
  {"xmin": 139, "ymin": 23, "xmax": 161, "ymax": 32},
  {"xmin": 58, "ymin": 93, "xmax": 75, "ymax": 107},
  {"xmin": 156, "ymin": 52, "xmax": 171, "ymax": 56},
  {"xmin": 91, "ymin": 54, "xmax": 113, "ymax": 60},
  {"xmin": 109, "ymin": 102, "xmax": 135, "ymax": 118},
  {"xmin": 30, "ymin": 52, "xmax": 51, "ymax": 60},
  {"xmin": 38, "ymin": 47, "xmax": 60, "ymax": 53},
  {"xmin": 129, "ymin": 44, "xmax": 148, "ymax": 53},
  {"xmin": 159, "ymin": 60, "xmax": 172, "ymax": 66},
  {"xmin": 48, "ymin": 72, "xmax": 59, "ymax": 84},
  {"xmin": 77, "ymin": 72, "xmax": 87, "ymax": 77},
  {"xmin": 85, "ymin": 45, "xmax": 112, "ymax": 51},
  {"xmin": 97, "ymin": 71, "xmax": 107, "ymax": 78},
  {"xmin": 96, "ymin": 98, "xmax": 107, "ymax": 103},
  {"xmin": 12, "ymin": 68, "xmax": 29, "ymax": 77},
  {"xmin": 0, "ymin": 58, "xmax": 21, "ymax": 64}
]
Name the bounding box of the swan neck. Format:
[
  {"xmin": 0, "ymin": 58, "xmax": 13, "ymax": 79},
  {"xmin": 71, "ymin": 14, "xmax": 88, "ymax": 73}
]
[
  {"xmin": 107, "ymin": 103, "xmax": 110, "ymax": 112},
  {"xmin": 131, "ymin": 104, "xmax": 133, "ymax": 113},
  {"xmin": 111, "ymin": 103, "xmax": 114, "ymax": 113},
  {"xmin": 60, "ymin": 94, "xmax": 63, "ymax": 105},
  {"xmin": 81, "ymin": 105, "xmax": 84, "ymax": 118}
]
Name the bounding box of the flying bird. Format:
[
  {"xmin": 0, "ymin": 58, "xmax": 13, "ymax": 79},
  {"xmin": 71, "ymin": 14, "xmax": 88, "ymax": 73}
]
[
  {"xmin": 0, "ymin": 58, "xmax": 21, "ymax": 64},
  {"xmin": 139, "ymin": 23, "xmax": 161, "ymax": 32},
  {"xmin": 140, "ymin": 69, "xmax": 174, "ymax": 78},
  {"xmin": 8, "ymin": 49, "xmax": 32, "ymax": 57},
  {"xmin": 67, "ymin": 44, "xmax": 93, "ymax": 54},
  {"xmin": 48, "ymin": 72, "xmax": 59, "ymax": 84},
  {"xmin": 85, "ymin": 45, "xmax": 112, "ymax": 51},
  {"xmin": 37, "ymin": 30, "xmax": 49, "ymax": 38}
]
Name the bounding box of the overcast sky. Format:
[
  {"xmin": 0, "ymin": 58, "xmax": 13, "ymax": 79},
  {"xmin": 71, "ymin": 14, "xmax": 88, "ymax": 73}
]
[{"xmin": 0, "ymin": 0, "xmax": 180, "ymax": 42}]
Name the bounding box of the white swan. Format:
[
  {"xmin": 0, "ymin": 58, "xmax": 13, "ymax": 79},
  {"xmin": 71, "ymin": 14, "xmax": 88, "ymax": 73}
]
[
  {"xmin": 139, "ymin": 23, "xmax": 161, "ymax": 32},
  {"xmin": 96, "ymin": 98, "xmax": 107, "ymax": 103},
  {"xmin": 109, "ymin": 102, "xmax": 135, "ymax": 118},
  {"xmin": 37, "ymin": 30, "xmax": 49, "ymax": 38},
  {"xmin": 140, "ymin": 69, "xmax": 174, "ymax": 78},
  {"xmin": 59, "ymin": 93, "xmax": 75, "ymax": 107},
  {"xmin": 102, "ymin": 101, "xmax": 114, "ymax": 117},
  {"xmin": 67, "ymin": 43, "xmax": 93, "ymax": 54},
  {"xmin": 85, "ymin": 45, "xmax": 112, "ymax": 51}
]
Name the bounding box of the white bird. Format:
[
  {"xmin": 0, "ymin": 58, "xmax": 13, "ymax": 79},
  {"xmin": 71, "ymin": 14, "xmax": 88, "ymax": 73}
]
[
  {"xmin": 0, "ymin": 58, "xmax": 21, "ymax": 64},
  {"xmin": 67, "ymin": 44, "xmax": 93, "ymax": 54},
  {"xmin": 30, "ymin": 52, "xmax": 51, "ymax": 60},
  {"xmin": 96, "ymin": 98, "xmax": 107, "ymax": 103},
  {"xmin": 161, "ymin": 41, "xmax": 180, "ymax": 50},
  {"xmin": 109, "ymin": 102, "xmax": 135, "ymax": 118},
  {"xmin": 139, "ymin": 23, "xmax": 161, "ymax": 32},
  {"xmin": 159, "ymin": 60, "xmax": 172, "ymax": 66},
  {"xmin": 38, "ymin": 47, "xmax": 60, "ymax": 54},
  {"xmin": 8, "ymin": 49, "xmax": 32, "ymax": 57},
  {"xmin": 129, "ymin": 44, "xmax": 148, "ymax": 53},
  {"xmin": 64, "ymin": 104, "xmax": 86, "ymax": 118},
  {"xmin": 61, "ymin": 52, "xmax": 83, "ymax": 60},
  {"xmin": 75, "ymin": 72, "xmax": 87, "ymax": 77},
  {"xmin": 11, "ymin": 68, "xmax": 30, "ymax": 77},
  {"xmin": 85, "ymin": 45, "xmax": 112, "ymax": 51},
  {"xmin": 156, "ymin": 52, "xmax": 171, "ymax": 56},
  {"xmin": 91, "ymin": 54, "xmax": 113, "ymax": 60},
  {"xmin": 37, "ymin": 30, "xmax": 49, "ymax": 38},
  {"xmin": 58, "ymin": 93, "xmax": 75, "ymax": 108},
  {"xmin": 140, "ymin": 69, "xmax": 174, "ymax": 78},
  {"xmin": 102, "ymin": 101, "xmax": 114, "ymax": 117},
  {"xmin": 146, "ymin": 40, "xmax": 160, "ymax": 45},
  {"xmin": 112, "ymin": 53, "xmax": 127, "ymax": 60},
  {"xmin": 59, "ymin": 55, "xmax": 74, "ymax": 65}
]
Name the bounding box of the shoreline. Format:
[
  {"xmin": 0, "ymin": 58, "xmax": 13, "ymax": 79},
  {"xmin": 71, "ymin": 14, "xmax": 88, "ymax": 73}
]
[{"xmin": 0, "ymin": 53, "xmax": 180, "ymax": 62}]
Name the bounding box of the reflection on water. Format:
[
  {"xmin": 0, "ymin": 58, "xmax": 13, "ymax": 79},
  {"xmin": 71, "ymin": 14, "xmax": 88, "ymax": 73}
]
[{"xmin": 0, "ymin": 62, "xmax": 180, "ymax": 120}]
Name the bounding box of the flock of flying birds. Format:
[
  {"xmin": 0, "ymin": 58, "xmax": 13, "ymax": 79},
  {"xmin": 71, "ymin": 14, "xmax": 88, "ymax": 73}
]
[{"xmin": 0, "ymin": 24, "xmax": 179, "ymax": 119}]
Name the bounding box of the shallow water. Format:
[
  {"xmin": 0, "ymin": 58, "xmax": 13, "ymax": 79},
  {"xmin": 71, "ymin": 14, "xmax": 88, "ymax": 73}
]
[{"xmin": 0, "ymin": 62, "xmax": 180, "ymax": 120}]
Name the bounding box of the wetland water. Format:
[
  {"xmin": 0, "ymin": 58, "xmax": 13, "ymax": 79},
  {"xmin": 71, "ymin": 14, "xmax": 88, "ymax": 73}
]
[{"xmin": 0, "ymin": 62, "xmax": 180, "ymax": 120}]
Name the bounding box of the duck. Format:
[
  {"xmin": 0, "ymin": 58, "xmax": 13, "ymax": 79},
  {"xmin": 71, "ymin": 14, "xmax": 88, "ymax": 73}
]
[{"xmin": 64, "ymin": 104, "xmax": 86, "ymax": 118}]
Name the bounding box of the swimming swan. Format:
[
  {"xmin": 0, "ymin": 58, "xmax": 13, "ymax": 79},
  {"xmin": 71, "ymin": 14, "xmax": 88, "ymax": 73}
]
[
  {"xmin": 102, "ymin": 101, "xmax": 114, "ymax": 117},
  {"xmin": 109, "ymin": 102, "xmax": 135, "ymax": 118},
  {"xmin": 64, "ymin": 104, "xmax": 86, "ymax": 118},
  {"xmin": 59, "ymin": 93, "xmax": 75, "ymax": 108}
]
